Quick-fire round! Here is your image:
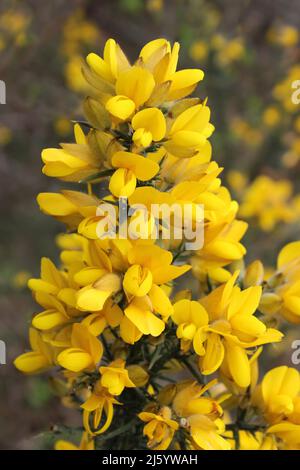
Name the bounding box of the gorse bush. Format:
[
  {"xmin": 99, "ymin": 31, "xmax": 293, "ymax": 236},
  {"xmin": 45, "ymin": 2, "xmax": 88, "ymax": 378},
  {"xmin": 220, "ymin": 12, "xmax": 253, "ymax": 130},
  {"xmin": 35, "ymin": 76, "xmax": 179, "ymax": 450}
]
[{"xmin": 15, "ymin": 38, "xmax": 300, "ymax": 450}]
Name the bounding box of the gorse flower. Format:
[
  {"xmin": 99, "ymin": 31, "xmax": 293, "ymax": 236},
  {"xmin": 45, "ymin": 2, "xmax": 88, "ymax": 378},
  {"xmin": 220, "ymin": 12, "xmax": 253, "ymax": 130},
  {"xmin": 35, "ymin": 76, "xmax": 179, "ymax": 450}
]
[
  {"xmin": 260, "ymin": 241, "xmax": 300, "ymax": 323},
  {"xmin": 253, "ymin": 366, "xmax": 300, "ymax": 449},
  {"xmin": 14, "ymin": 36, "xmax": 297, "ymax": 450},
  {"xmin": 172, "ymin": 272, "xmax": 282, "ymax": 388},
  {"xmin": 138, "ymin": 407, "xmax": 179, "ymax": 450}
]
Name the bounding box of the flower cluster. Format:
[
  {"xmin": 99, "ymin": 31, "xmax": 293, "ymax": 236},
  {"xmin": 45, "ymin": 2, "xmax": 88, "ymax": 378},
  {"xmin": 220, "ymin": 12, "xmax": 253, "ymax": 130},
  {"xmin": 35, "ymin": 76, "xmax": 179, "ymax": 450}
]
[{"xmin": 15, "ymin": 38, "xmax": 300, "ymax": 450}]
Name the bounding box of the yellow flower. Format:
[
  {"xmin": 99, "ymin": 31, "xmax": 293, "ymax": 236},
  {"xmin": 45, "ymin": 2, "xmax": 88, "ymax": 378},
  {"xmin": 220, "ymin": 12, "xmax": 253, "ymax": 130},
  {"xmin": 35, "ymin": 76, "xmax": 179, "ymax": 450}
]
[
  {"xmin": 216, "ymin": 37, "xmax": 245, "ymax": 66},
  {"xmin": 55, "ymin": 432, "xmax": 94, "ymax": 450},
  {"xmin": 260, "ymin": 241, "xmax": 300, "ymax": 323},
  {"xmin": 86, "ymin": 38, "xmax": 204, "ymax": 105},
  {"xmin": 164, "ymin": 103, "xmax": 214, "ymax": 158},
  {"xmin": 28, "ymin": 257, "xmax": 68, "ymax": 296},
  {"xmin": 227, "ymin": 170, "xmax": 248, "ymax": 194},
  {"xmin": 82, "ymin": 299, "xmax": 123, "ymax": 336},
  {"xmin": 105, "ymin": 95, "xmax": 135, "ymax": 121},
  {"xmin": 254, "ymin": 366, "xmax": 300, "ymax": 424},
  {"xmin": 109, "ymin": 151, "xmax": 160, "ymax": 197},
  {"xmin": 220, "ymin": 346, "xmax": 262, "ymax": 396},
  {"xmin": 41, "ymin": 124, "xmax": 104, "ymax": 182},
  {"xmin": 37, "ymin": 190, "xmax": 101, "ymax": 231},
  {"xmin": 253, "ymin": 366, "xmax": 300, "ymax": 449},
  {"xmin": 192, "ymin": 218, "xmax": 248, "ymax": 283},
  {"xmin": 262, "ymin": 106, "xmax": 280, "ymax": 127},
  {"xmin": 139, "ymin": 406, "xmax": 179, "ymax": 450},
  {"xmin": 57, "ymin": 324, "xmax": 103, "ymax": 372},
  {"xmin": 76, "ymin": 270, "xmax": 122, "ymax": 313},
  {"xmin": 16, "ymin": 35, "xmax": 288, "ymax": 451},
  {"xmin": 172, "ymin": 381, "xmax": 230, "ymax": 450},
  {"xmin": 123, "ymin": 244, "xmax": 190, "ymax": 337},
  {"xmin": 100, "ymin": 358, "xmax": 136, "ymax": 395},
  {"xmin": 14, "ymin": 328, "xmax": 54, "ymax": 374},
  {"xmin": 65, "ymin": 55, "xmax": 90, "ymax": 92},
  {"xmin": 81, "ymin": 381, "xmax": 121, "ymax": 435},
  {"xmin": 86, "ymin": 38, "xmax": 130, "ymax": 84},
  {"xmin": 268, "ymin": 25, "xmax": 299, "ymax": 47},
  {"xmin": 172, "ymin": 299, "xmax": 208, "ymax": 352},
  {"xmin": 173, "ymin": 272, "xmax": 282, "ymax": 387},
  {"xmin": 132, "ymin": 108, "xmax": 166, "ymax": 149},
  {"xmin": 190, "ymin": 40, "xmax": 208, "ymax": 62},
  {"xmin": 31, "ymin": 292, "xmax": 74, "ymax": 331}
]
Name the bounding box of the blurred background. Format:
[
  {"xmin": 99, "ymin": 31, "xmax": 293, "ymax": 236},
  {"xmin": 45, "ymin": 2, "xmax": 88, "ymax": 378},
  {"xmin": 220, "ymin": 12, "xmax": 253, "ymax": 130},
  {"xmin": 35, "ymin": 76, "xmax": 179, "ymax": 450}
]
[{"xmin": 0, "ymin": 0, "xmax": 299, "ymax": 449}]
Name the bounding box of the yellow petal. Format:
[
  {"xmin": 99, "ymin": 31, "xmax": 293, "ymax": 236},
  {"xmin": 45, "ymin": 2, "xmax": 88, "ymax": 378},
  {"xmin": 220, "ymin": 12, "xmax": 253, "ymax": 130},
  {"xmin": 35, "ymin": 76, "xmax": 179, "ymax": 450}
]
[
  {"xmin": 111, "ymin": 151, "xmax": 159, "ymax": 181},
  {"xmin": 170, "ymin": 130, "xmax": 207, "ymax": 147},
  {"xmin": 37, "ymin": 193, "xmax": 76, "ymax": 216},
  {"xmin": 116, "ymin": 66, "xmax": 155, "ymax": 107},
  {"xmin": 171, "ymin": 104, "xmax": 210, "ymax": 134},
  {"xmin": 262, "ymin": 366, "xmax": 300, "ymax": 403},
  {"xmin": 151, "ymin": 264, "xmax": 191, "ymax": 284},
  {"xmin": 101, "ymin": 371, "xmax": 124, "ymax": 395},
  {"xmin": 125, "ymin": 298, "xmax": 165, "ymax": 337},
  {"xmin": 230, "ymin": 314, "xmax": 266, "ymax": 337},
  {"xmin": 132, "ymin": 128, "xmax": 153, "ymax": 148},
  {"xmin": 123, "ymin": 265, "xmax": 153, "ymax": 297},
  {"xmin": 191, "ymin": 427, "xmax": 230, "ymax": 450},
  {"xmin": 167, "ymin": 69, "xmax": 204, "ymax": 101},
  {"xmin": 105, "ymin": 95, "xmax": 135, "ymax": 121},
  {"xmin": 139, "ymin": 39, "xmax": 170, "ymax": 63},
  {"xmin": 225, "ymin": 340, "xmax": 251, "ymax": 388},
  {"xmin": 132, "ymin": 108, "xmax": 166, "ymax": 141},
  {"xmin": 14, "ymin": 352, "xmax": 50, "ymax": 374},
  {"xmin": 228, "ymin": 286, "xmax": 262, "ymax": 318},
  {"xmin": 32, "ymin": 310, "xmax": 68, "ymax": 330},
  {"xmin": 76, "ymin": 287, "xmax": 111, "ymax": 312},
  {"xmin": 86, "ymin": 52, "xmax": 114, "ymax": 82},
  {"xmin": 200, "ymin": 333, "xmax": 224, "ymax": 375},
  {"xmin": 172, "ymin": 299, "xmax": 208, "ymax": 327},
  {"xmin": 277, "ymin": 241, "xmax": 300, "ymax": 268},
  {"xmin": 120, "ymin": 316, "xmax": 143, "ymax": 344},
  {"xmin": 148, "ymin": 284, "xmax": 173, "ymax": 317},
  {"xmin": 57, "ymin": 348, "xmax": 93, "ymax": 372},
  {"xmin": 109, "ymin": 168, "xmax": 137, "ymax": 197},
  {"xmin": 74, "ymin": 268, "xmax": 107, "ymax": 286},
  {"xmin": 284, "ymin": 295, "xmax": 300, "ymax": 316}
]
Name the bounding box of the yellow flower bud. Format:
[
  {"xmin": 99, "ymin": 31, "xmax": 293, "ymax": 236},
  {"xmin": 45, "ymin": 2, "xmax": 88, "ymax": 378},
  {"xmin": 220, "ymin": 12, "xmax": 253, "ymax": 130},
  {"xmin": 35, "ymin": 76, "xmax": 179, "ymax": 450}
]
[{"xmin": 244, "ymin": 260, "xmax": 264, "ymax": 288}]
